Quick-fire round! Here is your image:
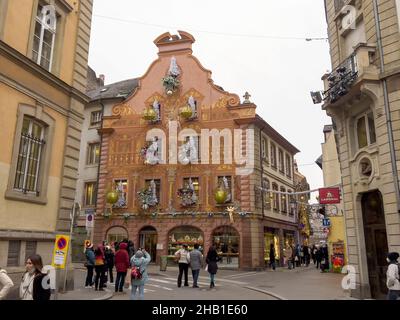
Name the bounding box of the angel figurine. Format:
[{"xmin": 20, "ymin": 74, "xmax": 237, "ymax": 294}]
[
  {"xmin": 188, "ymin": 95, "xmax": 197, "ymax": 118},
  {"xmin": 145, "ymin": 137, "xmax": 160, "ymax": 165},
  {"xmin": 169, "ymin": 56, "xmax": 180, "ymax": 77},
  {"xmin": 223, "ymin": 176, "xmax": 232, "ymax": 203}
]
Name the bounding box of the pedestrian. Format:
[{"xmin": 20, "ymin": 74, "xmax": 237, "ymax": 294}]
[
  {"xmin": 284, "ymin": 244, "xmax": 293, "ymax": 270},
  {"xmin": 292, "ymin": 244, "xmax": 297, "ymax": 269},
  {"xmin": 188, "ymin": 243, "xmax": 203, "ymax": 288},
  {"xmin": 320, "ymin": 244, "xmax": 329, "ymax": 272},
  {"xmin": 129, "ymin": 248, "xmax": 151, "ymax": 300},
  {"xmin": 94, "ymin": 244, "xmax": 106, "ymax": 291},
  {"xmin": 205, "ymin": 245, "xmax": 221, "ymax": 288},
  {"xmin": 0, "ymin": 266, "xmax": 14, "ymax": 300},
  {"xmin": 386, "ymin": 252, "xmax": 400, "ymax": 300},
  {"xmin": 315, "ymin": 246, "xmax": 322, "ymax": 269},
  {"xmin": 311, "ymin": 244, "xmax": 317, "ymax": 265},
  {"xmin": 175, "ymin": 244, "xmax": 190, "ymax": 287},
  {"xmin": 127, "ymin": 240, "xmax": 135, "ymax": 260},
  {"xmin": 19, "ymin": 254, "xmax": 51, "ymax": 300},
  {"xmin": 105, "ymin": 245, "xmax": 115, "ymax": 283},
  {"xmin": 269, "ymin": 243, "xmax": 276, "ymax": 270},
  {"xmin": 84, "ymin": 242, "xmax": 95, "ymax": 288},
  {"xmin": 114, "ymin": 242, "xmax": 130, "ymax": 294},
  {"xmin": 303, "ymin": 244, "xmax": 310, "ymax": 267}
]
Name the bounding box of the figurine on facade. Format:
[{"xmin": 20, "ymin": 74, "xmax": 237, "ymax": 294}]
[
  {"xmin": 188, "ymin": 95, "xmax": 197, "ymax": 119},
  {"xmin": 151, "ymin": 99, "xmax": 161, "ymax": 122},
  {"xmin": 223, "ymin": 176, "xmax": 232, "ymax": 203},
  {"xmin": 178, "ymin": 136, "xmax": 198, "ymax": 164},
  {"xmin": 113, "ymin": 181, "xmax": 127, "ymax": 208},
  {"xmin": 145, "ymin": 137, "xmax": 160, "ymax": 165},
  {"xmin": 177, "ymin": 178, "xmax": 197, "ymax": 207},
  {"xmin": 162, "ymin": 56, "xmax": 181, "ymax": 95}
]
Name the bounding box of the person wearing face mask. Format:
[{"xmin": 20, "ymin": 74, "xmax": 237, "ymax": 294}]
[
  {"xmin": 386, "ymin": 252, "xmax": 400, "ymax": 300},
  {"xmin": 19, "ymin": 254, "xmax": 50, "ymax": 300}
]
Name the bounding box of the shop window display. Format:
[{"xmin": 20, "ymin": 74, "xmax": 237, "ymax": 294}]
[
  {"xmin": 168, "ymin": 226, "xmax": 204, "ymax": 256},
  {"xmin": 264, "ymin": 232, "xmax": 280, "ymax": 265},
  {"xmin": 212, "ymin": 226, "xmax": 239, "ymax": 268}
]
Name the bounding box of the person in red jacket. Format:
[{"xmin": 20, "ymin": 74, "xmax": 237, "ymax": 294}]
[{"xmin": 114, "ymin": 242, "xmax": 130, "ymax": 293}]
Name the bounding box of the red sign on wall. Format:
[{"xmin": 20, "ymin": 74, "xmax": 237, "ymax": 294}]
[{"xmin": 319, "ymin": 188, "xmax": 341, "ymax": 204}]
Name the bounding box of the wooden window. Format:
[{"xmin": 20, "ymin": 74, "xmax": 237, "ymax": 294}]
[
  {"xmin": 272, "ymin": 183, "xmax": 279, "ymax": 212},
  {"xmin": 14, "ymin": 117, "xmax": 45, "ymax": 195},
  {"xmin": 356, "ymin": 112, "xmax": 376, "ymax": 149},
  {"xmin": 32, "ymin": 4, "xmax": 57, "ymax": 71},
  {"xmin": 25, "ymin": 241, "xmax": 37, "ymax": 262},
  {"xmin": 286, "ymin": 154, "xmax": 292, "ymax": 178},
  {"xmin": 84, "ymin": 182, "xmax": 97, "ymax": 207},
  {"xmin": 278, "ymin": 149, "xmax": 284, "ymax": 174},
  {"xmin": 280, "ymin": 187, "xmax": 287, "ymax": 213},
  {"xmin": 270, "ymin": 143, "xmax": 277, "ymax": 168},
  {"xmin": 87, "ymin": 143, "xmax": 100, "ymax": 165},
  {"xmin": 90, "ymin": 111, "xmax": 102, "ymax": 126},
  {"xmin": 7, "ymin": 240, "xmax": 21, "ymax": 267}
]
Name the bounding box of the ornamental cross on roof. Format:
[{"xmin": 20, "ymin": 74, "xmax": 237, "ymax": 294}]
[{"xmin": 243, "ymin": 92, "xmax": 251, "ymax": 104}]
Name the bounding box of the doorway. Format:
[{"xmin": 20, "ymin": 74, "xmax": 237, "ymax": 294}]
[
  {"xmin": 139, "ymin": 226, "xmax": 157, "ymax": 263},
  {"xmin": 361, "ymin": 190, "xmax": 388, "ymax": 299}
]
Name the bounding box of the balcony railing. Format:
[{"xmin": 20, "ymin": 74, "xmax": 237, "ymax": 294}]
[{"xmin": 322, "ymin": 53, "xmax": 358, "ymax": 104}]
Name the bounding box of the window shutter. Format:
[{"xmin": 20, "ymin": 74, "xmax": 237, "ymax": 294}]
[{"xmin": 7, "ymin": 241, "xmax": 21, "ymax": 267}]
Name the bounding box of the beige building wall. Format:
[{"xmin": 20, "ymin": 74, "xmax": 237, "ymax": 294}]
[
  {"xmin": 0, "ymin": 0, "xmax": 93, "ymax": 292},
  {"xmin": 323, "ymin": 0, "xmax": 400, "ymax": 298}
]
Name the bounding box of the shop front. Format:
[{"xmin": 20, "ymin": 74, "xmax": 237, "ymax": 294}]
[
  {"xmin": 139, "ymin": 226, "xmax": 157, "ymax": 262},
  {"xmin": 284, "ymin": 231, "xmax": 296, "ymax": 247},
  {"xmin": 212, "ymin": 226, "xmax": 240, "ymax": 268},
  {"xmin": 264, "ymin": 227, "xmax": 280, "ymax": 266}
]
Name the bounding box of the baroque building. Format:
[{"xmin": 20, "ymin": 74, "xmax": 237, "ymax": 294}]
[{"xmin": 92, "ymin": 31, "xmax": 302, "ymax": 269}]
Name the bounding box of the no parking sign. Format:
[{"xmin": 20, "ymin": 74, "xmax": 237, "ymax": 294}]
[{"xmin": 51, "ymin": 235, "xmax": 70, "ymax": 269}]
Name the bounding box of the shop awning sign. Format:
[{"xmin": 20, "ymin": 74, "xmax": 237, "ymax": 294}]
[{"xmin": 319, "ymin": 188, "xmax": 341, "ymax": 204}]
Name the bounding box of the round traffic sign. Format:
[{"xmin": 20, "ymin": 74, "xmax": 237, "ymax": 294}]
[{"xmin": 57, "ymin": 237, "xmax": 67, "ymax": 250}]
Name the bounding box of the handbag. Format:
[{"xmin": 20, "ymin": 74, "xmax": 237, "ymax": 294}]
[{"xmin": 204, "ymin": 264, "xmax": 208, "ymax": 272}]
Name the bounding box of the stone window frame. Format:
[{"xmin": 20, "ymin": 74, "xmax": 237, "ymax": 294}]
[
  {"xmin": 278, "ymin": 148, "xmax": 285, "ymax": 174},
  {"xmin": 86, "ymin": 142, "xmax": 100, "ymax": 166},
  {"xmin": 280, "ymin": 187, "xmax": 287, "ymax": 214},
  {"xmin": 354, "ymin": 110, "xmax": 377, "ymax": 150},
  {"xmin": 5, "ymin": 104, "xmax": 55, "ymax": 205},
  {"xmin": 27, "ymin": 0, "xmax": 69, "ymax": 77},
  {"xmin": 285, "ymin": 154, "xmax": 292, "ymax": 178},
  {"xmin": 270, "ymin": 142, "xmax": 277, "ymax": 169},
  {"xmin": 272, "ymin": 182, "xmax": 279, "ymax": 212},
  {"xmin": 83, "ymin": 180, "xmax": 97, "ymax": 208}
]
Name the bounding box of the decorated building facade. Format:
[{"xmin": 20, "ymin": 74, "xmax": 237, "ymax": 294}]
[{"xmin": 92, "ymin": 31, "xmax": 301, "ymax": 269}]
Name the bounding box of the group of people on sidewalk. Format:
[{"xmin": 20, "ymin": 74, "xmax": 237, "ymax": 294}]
[
  {"xmin": 84, "ymin": 239, "xmax": 150, "ymax": 300},
  {"xmin": 279, "ymin": 242, "xmax": 329, "ymax": 272},
  {"xmin": 174, "ymin": 244, "xmax": 221, "ymax": 289}
]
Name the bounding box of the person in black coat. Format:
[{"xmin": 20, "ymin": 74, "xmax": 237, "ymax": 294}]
[
  {"xmin": 315, "ymin": 246, "xmax": 322, "ymax": 269},
  {"xmin": 206, "ymin": 245, "xmax": 221, "ymax": 288},
  {"xmin": 320, "ymin": 244, "xmax": 330, "ymax": 272},
  {"xmin": 269, "ymin": 243, "xmax": 276, "ymax": 270},
  {"xmin": 104, "ymin": 245, "xmax": 115, "ymax": 283}
]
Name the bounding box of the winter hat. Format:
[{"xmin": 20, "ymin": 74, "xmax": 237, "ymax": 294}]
[
  {"xmin": 135, "ymin": 250, "xmax": 144, "ymax": 259},
  {"xmin": 387, "ymin": 252, "xmax": 399, "ymax": 262}
]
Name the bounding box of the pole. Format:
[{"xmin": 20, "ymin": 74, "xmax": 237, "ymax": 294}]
[{"xmin": 63, "ymin": 203, "xmax": 76, "ymax": 292}]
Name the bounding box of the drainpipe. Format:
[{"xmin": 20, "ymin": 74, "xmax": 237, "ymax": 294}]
[
  {"xmin": 93, "ymin": 97, "xmax": 105, "ymax": 242},
  {"xmin": 372, "ymin": 0, "xmax": 400, "ymax": 213},
  {"xmin": 259, "ymin": 126, "xmax": 265, "ymax": 215}
]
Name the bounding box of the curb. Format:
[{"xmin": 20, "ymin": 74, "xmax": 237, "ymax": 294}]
[
  {"xmin": 93, "ymin": 288, "xmax": 114, "ymax": 300},
  {"xmin": 244, "ymin": 286, "xmax": 287, "ymax": 300}
]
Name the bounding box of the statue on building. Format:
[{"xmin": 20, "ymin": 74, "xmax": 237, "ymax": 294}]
[
  {"xmin": 223, "ymin": 176, "xmax": 232, "ymax": 203},
  {"xmin": 145, "ymin": 137, "xmax": 160, "ymax": 165},
  {"xmin": 114, "ymin": 181, "xmax": 127, "ymax": 208},
  {"xmin": 188, "ymin": 95, "xmax": 197, "ymax": 118},
  {"xmin": 148, "ymin": 179, "xmax": 158, "ymax": 207}
]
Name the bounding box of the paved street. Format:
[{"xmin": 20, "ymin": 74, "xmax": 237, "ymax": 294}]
[{"xmin": 56, "ymin": 263, "xmax": 349, "ymax": 300}]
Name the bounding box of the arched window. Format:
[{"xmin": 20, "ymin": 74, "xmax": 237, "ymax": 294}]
[
  {"xmin": 272, "ymin": 183, "xmax": 279, "ymax": 212},
  {"xmin": 106, "ymin": 226, "xmax": 128, "ymax": 245},
  {"xmin": 263, "ymin": 178, "xmax": 271, "ymax": 210},
  {"xmin": 280, "ymin": 187, "xmax": 287, "ymax": 213},
  {"xmin": 168, "ymin": 226, "xmax": 203, "ymax": 255},
  {"xmin": 212, "ymin": 226, "xmax": 240, "ymax": 268},
  {"xmin": 356, "ymin": 111, "xmax": 376, "ymax": 149}
]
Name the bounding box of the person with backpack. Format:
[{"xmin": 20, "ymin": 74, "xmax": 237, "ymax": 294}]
[
  {"xmin": 188, "ymin": 243, "xmax": 203, "ymax": 288},
  {"xmin": 84, "ymin": 242, "xmax": 95, "ymax": 288},
  {"xmin": 129, "ymin": 248, "xmax": 151, "ymax": 300},
  {"xmin": 386, "ymin": 252, "xmax": 400, "ymax": 300},
  {"xmin": 114, "ymin": 242, "xmax": 130, "ymax": 294},
  {"xmin": 0, "ymin": 266, "xmax": 14, "ymax": 300},
  {"xmin": 19, "ymin": 254, "xmax": 50, "ymax": 300},
  {"xmin": 175, "ymin": 244, "xmax": 190, "ymax": 287}
]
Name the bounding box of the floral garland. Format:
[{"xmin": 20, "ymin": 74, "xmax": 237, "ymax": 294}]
[{"xmin": 137, "ymin": 188, "xmax": 158, "ymax": 210}]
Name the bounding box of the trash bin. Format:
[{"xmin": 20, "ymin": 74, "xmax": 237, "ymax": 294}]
[{"xmin": 160, "ymin": 255, "xmax": 168, "ymax": 271}]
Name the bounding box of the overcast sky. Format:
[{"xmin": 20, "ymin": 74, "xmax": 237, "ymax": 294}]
[{"xmin": 88, "ymin": 0, "xmax": 332, "ymax": 201}]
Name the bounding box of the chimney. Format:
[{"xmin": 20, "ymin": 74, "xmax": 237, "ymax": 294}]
[{"xmin": 98, "ymin": 74, "xmax": 105, "ymax": 86}]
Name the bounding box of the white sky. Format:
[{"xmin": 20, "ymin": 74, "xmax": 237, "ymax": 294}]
[{"xmin": 88, "ymin": 0, "xmax": 332, "ymax": 201}]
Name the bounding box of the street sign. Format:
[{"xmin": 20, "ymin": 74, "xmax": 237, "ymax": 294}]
[
  {"xmin": 319, "ymin": 188, "xmax": 341, "ymax": 204},
  {"xmin": 322, "ymin": 218, "xmax": 331, "ymax": 227},
  {"xmin": 51, "ymin": 235, "xmax": 70, "ymax": 269},
  {"xmin": 86, "ymin": 212, "xmax": 94, "ymax": 229}
]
